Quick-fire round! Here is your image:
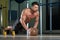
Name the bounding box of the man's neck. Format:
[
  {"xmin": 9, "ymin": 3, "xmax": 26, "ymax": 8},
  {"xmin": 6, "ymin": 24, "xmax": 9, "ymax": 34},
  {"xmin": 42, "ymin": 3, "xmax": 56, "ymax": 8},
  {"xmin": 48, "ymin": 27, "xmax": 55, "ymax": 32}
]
[{"xmin": 30, "ymin": 8, "xmax": 37, "ymax": 14}]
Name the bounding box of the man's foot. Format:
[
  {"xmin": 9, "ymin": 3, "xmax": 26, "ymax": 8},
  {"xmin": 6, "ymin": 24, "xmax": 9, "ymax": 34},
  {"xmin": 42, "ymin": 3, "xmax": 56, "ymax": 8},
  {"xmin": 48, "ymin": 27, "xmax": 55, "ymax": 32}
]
[{"xmin": 4, "ymin": 26, "xmax": 13, "ymax": 30}]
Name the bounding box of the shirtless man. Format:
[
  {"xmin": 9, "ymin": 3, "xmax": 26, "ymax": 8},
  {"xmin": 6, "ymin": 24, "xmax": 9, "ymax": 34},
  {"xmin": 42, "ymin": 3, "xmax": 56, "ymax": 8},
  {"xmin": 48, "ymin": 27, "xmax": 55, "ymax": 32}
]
[
  {"xmin": 4, "ymin": 2, "xmax": 39, "ymax": 34},
  {"xmin": 20, "ymin": 2, "xmax": 39, "ymax": 31}
]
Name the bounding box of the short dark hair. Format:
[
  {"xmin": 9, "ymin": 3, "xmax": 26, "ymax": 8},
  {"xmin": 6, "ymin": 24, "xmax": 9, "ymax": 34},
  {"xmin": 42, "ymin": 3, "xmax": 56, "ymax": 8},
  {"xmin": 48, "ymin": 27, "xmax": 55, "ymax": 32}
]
[{"xmin": 31, "ymin": 2, "xmax": 39, "ymax": 6}]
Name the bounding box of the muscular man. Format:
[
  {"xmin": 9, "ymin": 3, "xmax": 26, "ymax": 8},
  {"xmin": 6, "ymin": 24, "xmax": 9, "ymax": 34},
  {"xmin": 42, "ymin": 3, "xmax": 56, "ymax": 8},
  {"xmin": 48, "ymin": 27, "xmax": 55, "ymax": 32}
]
[
  {"xmin": 20, "ymin": 2, "xmax": 39, "ymax": 31},
  {"xmin": 5, "ymin": 2, "xmax": 39, "ymax": 34}
]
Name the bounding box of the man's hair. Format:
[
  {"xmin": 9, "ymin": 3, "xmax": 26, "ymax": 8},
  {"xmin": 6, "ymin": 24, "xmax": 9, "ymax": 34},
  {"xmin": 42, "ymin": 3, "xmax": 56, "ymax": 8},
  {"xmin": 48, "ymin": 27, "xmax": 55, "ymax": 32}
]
[{"xmin": 31, "ymin": 2, "xmax": 39, "ymax": 6}]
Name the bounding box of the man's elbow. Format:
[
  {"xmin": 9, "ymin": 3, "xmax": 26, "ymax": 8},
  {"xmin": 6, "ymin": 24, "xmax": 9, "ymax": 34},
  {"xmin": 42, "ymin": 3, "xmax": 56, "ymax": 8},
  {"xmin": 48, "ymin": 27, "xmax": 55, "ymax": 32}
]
[
  {"xmin": 21, "ymin": 21, "xmax": 25, "ymax": 25},
  {"xmin": 20, "ymin": 19, "xmax": 24, "ymax": 25}
]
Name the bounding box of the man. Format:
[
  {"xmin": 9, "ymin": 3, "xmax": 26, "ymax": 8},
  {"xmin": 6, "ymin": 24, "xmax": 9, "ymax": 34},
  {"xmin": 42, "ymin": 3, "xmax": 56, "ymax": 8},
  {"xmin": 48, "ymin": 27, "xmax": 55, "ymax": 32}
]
[
  {"xmin": 5, "ymin": 2, "xmax": 39, "ymax": 34},
  {"xmin": 20, "ymin": 2, "xmax": 39, "ymax": 31}
]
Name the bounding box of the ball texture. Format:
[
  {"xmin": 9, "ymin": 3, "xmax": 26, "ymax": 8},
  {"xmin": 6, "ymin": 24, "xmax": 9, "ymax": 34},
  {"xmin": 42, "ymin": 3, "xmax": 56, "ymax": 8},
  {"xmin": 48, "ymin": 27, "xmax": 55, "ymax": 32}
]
[{"xmin": 29, "ymin": 27, "xmax": 38, "ymax": 36}]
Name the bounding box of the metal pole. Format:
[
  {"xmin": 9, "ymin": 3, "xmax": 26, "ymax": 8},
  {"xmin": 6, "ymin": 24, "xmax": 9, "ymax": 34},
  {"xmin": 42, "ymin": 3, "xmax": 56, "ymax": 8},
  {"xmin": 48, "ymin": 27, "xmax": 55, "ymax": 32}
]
[
  {"xmin": 9, "ymin": 0, "xmax": 11, "ymax": 26},
  {"xmin": 50, "ymin": 0, "xmax": 52, "ymax": 32},
  {"xmin": 40, "ymin": 0, "xmax": 43, "ymax": 36},
  {"xmin": 26, "ymin": 1, "xmax": 29, "ymax": 39},
  {"xmin": 0, "ymin": 5, "xmax": 3, "ymax": 26},
  {"xmin": 18, "ymin": 3, "xmax": 20, "ymax": 18}
]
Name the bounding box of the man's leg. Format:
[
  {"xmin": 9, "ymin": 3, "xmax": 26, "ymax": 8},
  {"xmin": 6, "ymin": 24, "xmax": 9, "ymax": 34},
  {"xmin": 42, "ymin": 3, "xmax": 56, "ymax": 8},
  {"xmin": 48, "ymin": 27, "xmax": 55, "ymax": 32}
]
[
  {"xmin": 12, "ymin": 18, "xmax": 26, "ymax": 34},
  {"xmin": 14, "ymin": 22, "xmax": 26, "ymax": 34}
]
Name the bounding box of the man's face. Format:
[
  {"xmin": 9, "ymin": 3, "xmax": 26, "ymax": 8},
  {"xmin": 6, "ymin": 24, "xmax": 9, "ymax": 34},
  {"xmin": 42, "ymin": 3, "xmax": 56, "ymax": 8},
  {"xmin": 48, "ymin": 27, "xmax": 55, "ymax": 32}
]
[{"xmin": 32, "ymin": 5, "xmax": 39, "ymax": 12}]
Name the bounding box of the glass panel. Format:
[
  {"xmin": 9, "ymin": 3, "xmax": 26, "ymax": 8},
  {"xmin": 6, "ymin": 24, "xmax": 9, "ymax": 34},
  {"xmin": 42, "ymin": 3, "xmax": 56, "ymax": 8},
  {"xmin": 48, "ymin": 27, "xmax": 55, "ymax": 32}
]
[
  {"xmin": 0, "ymin": 9, "xmax": 1, "ymax": 26},
  {"xmin": 52, "ymin": 1, "xmax": 60, "ymax": 30},
  {"xmin": 46, "ymin": 0, "xmax": 60, "ymax": 30}
]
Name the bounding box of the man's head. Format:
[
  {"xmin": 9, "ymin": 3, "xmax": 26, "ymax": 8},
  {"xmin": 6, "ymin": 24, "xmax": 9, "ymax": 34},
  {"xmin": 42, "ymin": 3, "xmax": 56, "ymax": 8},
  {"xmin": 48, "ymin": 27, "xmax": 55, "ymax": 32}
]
[{"xmin": 31, "ymin": 2, "xmax": 39, "ymax": 12}]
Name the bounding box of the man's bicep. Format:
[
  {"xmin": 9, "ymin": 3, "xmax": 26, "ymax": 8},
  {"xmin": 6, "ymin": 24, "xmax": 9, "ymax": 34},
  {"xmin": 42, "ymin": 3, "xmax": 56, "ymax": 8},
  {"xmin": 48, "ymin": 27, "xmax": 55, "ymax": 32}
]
[
  {"xmin": 22, "ymin": 15, "xmax": 26, "ymax": 22},
  {"xmin": 21, "ymin": 10, "xmax": 27, "ymax": 22},
  {"xmin": 35, "ymin": 15, "xmax": 39, "ymax": 22}
]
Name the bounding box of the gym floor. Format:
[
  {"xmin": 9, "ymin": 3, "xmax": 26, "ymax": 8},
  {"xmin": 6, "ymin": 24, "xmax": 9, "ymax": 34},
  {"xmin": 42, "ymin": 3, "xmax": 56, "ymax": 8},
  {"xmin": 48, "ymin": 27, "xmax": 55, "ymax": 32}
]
[{"xmin": 0, "ymin": 35, "xmax": 60, "ymax": 40}]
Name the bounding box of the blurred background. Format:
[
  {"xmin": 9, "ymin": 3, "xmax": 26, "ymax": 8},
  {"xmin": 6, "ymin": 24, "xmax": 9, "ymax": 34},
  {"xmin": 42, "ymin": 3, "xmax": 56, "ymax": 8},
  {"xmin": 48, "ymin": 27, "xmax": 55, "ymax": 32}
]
[{"xmin": 0, "ymin": 0, "xmax": 60, "ymax": 35}]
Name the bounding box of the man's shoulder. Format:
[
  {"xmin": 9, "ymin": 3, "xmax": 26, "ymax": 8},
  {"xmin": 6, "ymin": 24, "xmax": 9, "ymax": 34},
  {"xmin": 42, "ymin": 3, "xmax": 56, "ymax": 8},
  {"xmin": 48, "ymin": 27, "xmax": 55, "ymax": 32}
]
[
  {"xmin": 35, "ymin": 11, "xmax": 39, "ymax": 16},
  {"xmin": 24, "ymin": 8, "xmax": 30, "ymax": 11},
  {"xmin": 22, "ymin": 8, "xmax": 30, "ymax": 15},
  {"xmin": 22, "ymin": 8, "xmax": 30, "ymax": 14},
  {"xmin": 37, "ymin": 11, "xmax": 39, "ymax": 14}
]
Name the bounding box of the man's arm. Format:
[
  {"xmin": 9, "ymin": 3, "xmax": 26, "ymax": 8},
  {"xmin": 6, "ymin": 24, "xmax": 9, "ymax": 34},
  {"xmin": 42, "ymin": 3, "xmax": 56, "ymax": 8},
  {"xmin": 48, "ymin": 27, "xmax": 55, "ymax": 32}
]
[
  {"xmin": 33, "ymin": 13, "xmax": 39, "ymax": 28},
  {"xmin": 20, "ymin": 10, "xmax": 28, "ymax": 30}
]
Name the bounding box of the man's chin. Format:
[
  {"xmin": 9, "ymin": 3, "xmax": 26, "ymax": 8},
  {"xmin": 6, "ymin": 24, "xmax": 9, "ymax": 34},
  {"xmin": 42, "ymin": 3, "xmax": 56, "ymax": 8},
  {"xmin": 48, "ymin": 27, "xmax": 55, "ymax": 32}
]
[{"xmin": 34, "ymin": 10, "xmax": 37, "ymax": 12}]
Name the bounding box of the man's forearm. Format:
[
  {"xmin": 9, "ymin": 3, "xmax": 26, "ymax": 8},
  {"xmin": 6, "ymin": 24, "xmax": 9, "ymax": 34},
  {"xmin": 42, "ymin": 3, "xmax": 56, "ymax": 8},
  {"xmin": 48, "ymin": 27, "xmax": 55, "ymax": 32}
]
[
  {"xmin": 20, "ymin": 20, "xmax": 28, "ymax": 30},
  {"xmin": 23, "ymin": 22, "xmax": 28, "ymax": 30},
  {"xmin": 33, "ymin": 21, "xmax": 38, "ymax": 28}
]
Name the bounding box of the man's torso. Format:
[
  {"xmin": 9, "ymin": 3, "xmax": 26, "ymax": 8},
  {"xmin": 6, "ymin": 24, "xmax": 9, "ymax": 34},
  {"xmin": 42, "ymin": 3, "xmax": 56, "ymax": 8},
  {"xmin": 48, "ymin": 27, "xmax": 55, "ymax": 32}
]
[{"xmin": 20, "ymin": 8, "xmax": 38, "ymax": 23}]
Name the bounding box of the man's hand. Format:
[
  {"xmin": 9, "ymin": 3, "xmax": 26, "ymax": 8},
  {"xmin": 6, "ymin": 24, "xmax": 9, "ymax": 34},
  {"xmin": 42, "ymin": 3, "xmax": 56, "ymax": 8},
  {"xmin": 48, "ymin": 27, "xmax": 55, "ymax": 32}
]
[{"xmin": 27, "ymin": 27, "xmax": 38, "ymax": 36}]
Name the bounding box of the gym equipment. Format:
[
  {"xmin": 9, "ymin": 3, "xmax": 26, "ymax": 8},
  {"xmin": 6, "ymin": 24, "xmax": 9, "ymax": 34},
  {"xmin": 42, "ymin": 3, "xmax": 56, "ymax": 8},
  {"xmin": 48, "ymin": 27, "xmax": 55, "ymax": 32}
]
[{"xmin": 28, "ymin": 27, "xmax": 38, "ymax": 36}]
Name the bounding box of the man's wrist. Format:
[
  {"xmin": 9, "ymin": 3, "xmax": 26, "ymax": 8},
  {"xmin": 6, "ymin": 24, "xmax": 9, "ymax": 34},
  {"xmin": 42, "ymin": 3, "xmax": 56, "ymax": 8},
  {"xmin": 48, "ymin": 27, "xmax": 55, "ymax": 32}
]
[
  {"xmin": 33, "ymin": 26, "xmax": 37, "ymax": 28},
  {"xmin": 25, "ymin": 27, "xmax": 29, "ymax": 30}
]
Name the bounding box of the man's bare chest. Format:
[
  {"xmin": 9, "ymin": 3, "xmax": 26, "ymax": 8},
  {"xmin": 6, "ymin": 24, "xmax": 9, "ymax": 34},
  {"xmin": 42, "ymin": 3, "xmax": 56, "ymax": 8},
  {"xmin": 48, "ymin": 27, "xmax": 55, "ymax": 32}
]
[{"xmin": 27, "ymin": 13, "xmax": 36, "ymax": 19}]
